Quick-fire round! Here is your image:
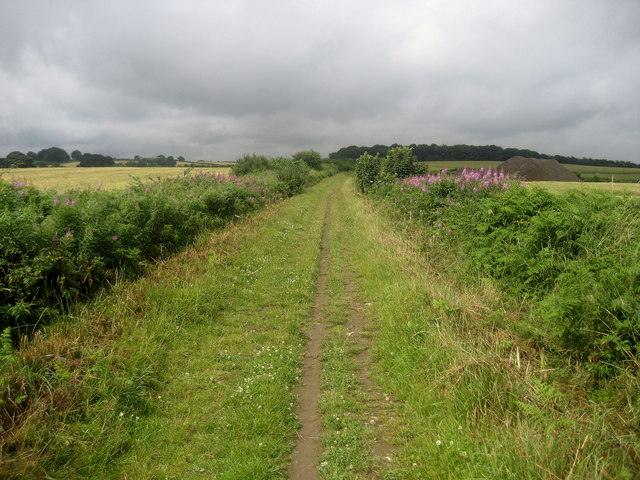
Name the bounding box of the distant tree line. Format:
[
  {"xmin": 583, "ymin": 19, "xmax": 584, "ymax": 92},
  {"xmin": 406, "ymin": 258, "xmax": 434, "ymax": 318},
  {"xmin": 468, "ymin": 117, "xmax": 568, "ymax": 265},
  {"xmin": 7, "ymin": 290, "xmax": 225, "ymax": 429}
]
[
  {"xmin": 0, "ymin": 147, "xmax": 70, "ymax": 168},
  {"xmin": 124, "ymin": 155, "xmax": 178, "ymax": 167},
  {"xmin": 1, "ymin": 147, "xmax": 186, "ymax": 168},
  {"xmin": 77, "ymin": 153, "xmax": 115, "ymax": 167},
  {"xmin": 329, "ymin": 143, "xmax": 640, "ymax": 168}
]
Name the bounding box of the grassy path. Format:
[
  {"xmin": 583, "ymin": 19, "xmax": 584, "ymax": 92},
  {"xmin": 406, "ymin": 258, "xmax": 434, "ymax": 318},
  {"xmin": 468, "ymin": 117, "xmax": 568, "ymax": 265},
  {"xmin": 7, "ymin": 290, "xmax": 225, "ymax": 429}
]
[
  {"xmin": 111, "ymin": 176, "xmax": 336, "ymax": 478},
  {"xmin": 113, "ymin": 174, "xmax": 398, "ymax": 479},
  {"xmin": 288, "ymin": 206, "xmax": 329, "ymax": 480},
  {"xmin": 12, "ymin": 173, "xmax": 632, "ymax": 478}
]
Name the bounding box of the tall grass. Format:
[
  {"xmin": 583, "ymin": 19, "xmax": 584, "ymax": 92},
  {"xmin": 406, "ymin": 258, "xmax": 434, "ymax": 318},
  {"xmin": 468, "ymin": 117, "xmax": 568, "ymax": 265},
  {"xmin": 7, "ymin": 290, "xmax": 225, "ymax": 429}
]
[
  {"xmin": 359, "ymin": 163, "xmax": 640, "ymax": 375},
  {"xmin": 339, "ymin": 175, "xmax": 639, "ymax": 478}
]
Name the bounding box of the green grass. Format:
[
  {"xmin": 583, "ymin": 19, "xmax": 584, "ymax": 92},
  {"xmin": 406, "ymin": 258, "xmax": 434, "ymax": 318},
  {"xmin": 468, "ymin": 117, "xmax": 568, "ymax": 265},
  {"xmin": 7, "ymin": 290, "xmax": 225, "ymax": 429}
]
[
  {"xmin": 560, "ymin": 164, "xmax": 640, "ymax": 183},
  {"xmin": 0, "ymin": 176, "xmax": 343, "ymax": 478},
  {"xmin": 3, "ymin": 173, "xmax": 637, "ymax": 479},
  {"xmin": 317, "ymin": 203, "xmax": 374, "ymax": 479},
  {"xmin": 333, "ymin": 177, "xmax": 638, "ymax": 479},
  {"xmin": 108, "ymin": 177, "xmax": 342, "ymax": 478},
  {"xmin": 421, "ymin": 160, "xmax": 501, "ymax": 172}
]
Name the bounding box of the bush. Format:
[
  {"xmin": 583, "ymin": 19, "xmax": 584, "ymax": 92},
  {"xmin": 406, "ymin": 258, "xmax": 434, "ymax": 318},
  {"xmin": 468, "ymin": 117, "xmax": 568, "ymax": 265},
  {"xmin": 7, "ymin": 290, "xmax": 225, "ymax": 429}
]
[
  {"xmin": 272, "ymin": 158, "xmax": 310, "ymax": 196},
  {"xmin": 382, "ymin": 146, "xmax": 416, "ymax": 178},
  {"xmin": 366, "ymin": 169, "xmax": 640, "ymax": 373},
  {"xmin": 0, "ymin": 172, "xmax": 285, "ymax": 334},
  {"xmin": 325, "ymin": 158, "xmax": 355, "ymax": 172},
  {"xmin": 292, "ymin": 150, "xmax": 322, "ymax": 170},
  {"xmin": 231, "ymin": 154, "xmax": 270, "ymax": 175},
  {"xmin": 355, "ymin": 153, "xmax": 382, "ymax": 192}
]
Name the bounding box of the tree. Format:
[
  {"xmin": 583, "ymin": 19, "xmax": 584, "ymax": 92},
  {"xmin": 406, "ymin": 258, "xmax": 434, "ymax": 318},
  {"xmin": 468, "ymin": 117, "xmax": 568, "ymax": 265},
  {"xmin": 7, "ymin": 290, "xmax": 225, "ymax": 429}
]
[
  {"xmin": 71, "ymin": 150, "xmax": 82, "ymax": 162},
  {"xmin": 78, "ymin": 153, "xmax": 115, "ymax": 167},
  {"xmin": 37, "ymin": 147, "xmax": 70, "ymax": 164},
  {"xmin": 4, "ymin": 151, "xmax": 34, "ymax": 168}
]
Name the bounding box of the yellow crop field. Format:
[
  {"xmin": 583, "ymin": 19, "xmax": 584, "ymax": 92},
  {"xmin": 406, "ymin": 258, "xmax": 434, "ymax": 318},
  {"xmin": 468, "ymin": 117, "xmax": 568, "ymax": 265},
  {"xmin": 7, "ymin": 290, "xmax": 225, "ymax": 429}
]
[{"xmin": 0, "ymin": 166, "xmax": 231, "ymax": 192}]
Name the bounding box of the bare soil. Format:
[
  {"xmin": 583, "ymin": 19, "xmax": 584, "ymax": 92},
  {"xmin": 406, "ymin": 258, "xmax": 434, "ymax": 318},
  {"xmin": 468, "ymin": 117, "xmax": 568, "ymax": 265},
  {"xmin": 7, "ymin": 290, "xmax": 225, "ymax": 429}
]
[{"xmin": 497, "ymin": 156, "xmax": 581, "ymax": 181}]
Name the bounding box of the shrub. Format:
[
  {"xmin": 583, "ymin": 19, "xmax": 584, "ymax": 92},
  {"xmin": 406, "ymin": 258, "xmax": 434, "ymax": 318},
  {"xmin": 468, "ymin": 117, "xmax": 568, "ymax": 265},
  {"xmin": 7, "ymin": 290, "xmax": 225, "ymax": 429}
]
[
  {"xmin": 382, "ymin": 146, "xmax": 416, "ymax": 179},
  {"xmin": 326, "ymin": 158, "xmax": 355, "ymax": 172},
  {"xmin": 292, "ymin": 150, "xmax": 322, "ymax": 170},
  {"xmin": 231, "ymin": 154, "xmax": 270, "ymax": 175},
  {"xmin": 366, "ymin": 169, "xmax": 640, "ymax": 373},
  {"xmin": 355, "ymin": 153, "xmax": 382, "ymax": 192},
  {"xmin": 272, "ymin": 158, "xmax": 310, "ymax": 196},
  {"xmin": 0, "ymin": 172, "xmax": 285, "ymax": 334}
]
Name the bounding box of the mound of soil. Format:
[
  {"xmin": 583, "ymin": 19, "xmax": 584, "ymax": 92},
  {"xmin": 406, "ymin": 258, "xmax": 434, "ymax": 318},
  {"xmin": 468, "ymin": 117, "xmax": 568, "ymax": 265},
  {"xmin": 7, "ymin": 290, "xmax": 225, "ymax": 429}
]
[{"xmin": 497, "ymin": 157, "xmax": 580, "ymax": 182}]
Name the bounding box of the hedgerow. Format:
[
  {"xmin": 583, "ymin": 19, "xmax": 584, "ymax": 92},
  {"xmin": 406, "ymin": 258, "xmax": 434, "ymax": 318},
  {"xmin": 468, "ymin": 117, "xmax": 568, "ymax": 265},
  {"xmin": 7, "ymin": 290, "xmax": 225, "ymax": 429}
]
[
  {"xmin": 0, "ymin": 168, "xmax": 312, "ymax": 334},
  {"xmin": 357, "ymin": 157, "xmax": 640, "ymax": 374}
]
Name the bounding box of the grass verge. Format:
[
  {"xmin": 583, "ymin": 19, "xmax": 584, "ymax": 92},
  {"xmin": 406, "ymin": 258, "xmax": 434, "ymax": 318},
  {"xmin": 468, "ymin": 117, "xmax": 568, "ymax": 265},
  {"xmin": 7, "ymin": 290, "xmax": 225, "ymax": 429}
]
[
  {"xmin": 0, "ymin": 175, "xmax": 345, "ymax": 479},
  {"xmin": 333, "ymin": 177, "xmax": 638, "ymax": 479}
]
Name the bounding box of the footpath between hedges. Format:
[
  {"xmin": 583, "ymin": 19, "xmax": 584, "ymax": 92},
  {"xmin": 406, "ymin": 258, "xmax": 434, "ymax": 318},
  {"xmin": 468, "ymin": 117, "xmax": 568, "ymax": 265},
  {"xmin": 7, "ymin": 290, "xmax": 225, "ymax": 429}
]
[{"xmin": 3, "ymin": 173, "xmax": 635, "ymax": 479}]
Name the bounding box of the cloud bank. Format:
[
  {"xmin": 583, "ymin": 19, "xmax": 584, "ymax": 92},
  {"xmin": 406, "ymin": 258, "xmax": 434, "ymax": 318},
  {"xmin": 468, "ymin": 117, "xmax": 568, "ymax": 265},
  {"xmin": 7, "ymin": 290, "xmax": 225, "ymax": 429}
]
[{"xmin": 1, "ymin": 0, "xmax": 639, "ymax": 162}]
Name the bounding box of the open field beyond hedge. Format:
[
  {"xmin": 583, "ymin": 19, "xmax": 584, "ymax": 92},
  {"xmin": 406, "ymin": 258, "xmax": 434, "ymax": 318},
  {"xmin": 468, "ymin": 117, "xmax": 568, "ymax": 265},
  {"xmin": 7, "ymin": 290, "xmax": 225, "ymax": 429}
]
[
  {"xmin": 0, "ymin": 166, "xmax": 232, "ymax": 192},
  {"xmin": 422, "ymin": 161, "xmax": 640, "ymax": 183}
]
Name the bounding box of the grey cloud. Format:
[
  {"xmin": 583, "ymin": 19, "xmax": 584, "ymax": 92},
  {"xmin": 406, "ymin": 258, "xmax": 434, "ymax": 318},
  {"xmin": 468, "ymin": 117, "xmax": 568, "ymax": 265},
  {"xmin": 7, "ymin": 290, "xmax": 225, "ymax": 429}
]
[{"xmin": 0, "ymin": 0, "xmax": 639, "ymax": 162}]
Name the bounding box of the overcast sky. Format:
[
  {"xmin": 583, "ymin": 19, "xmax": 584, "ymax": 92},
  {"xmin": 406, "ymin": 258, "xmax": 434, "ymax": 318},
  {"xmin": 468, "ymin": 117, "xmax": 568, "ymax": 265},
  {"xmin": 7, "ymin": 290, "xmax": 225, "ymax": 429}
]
[{"xmin": 1, "ymin": 0, "xmax": 639, "ymax": 162}]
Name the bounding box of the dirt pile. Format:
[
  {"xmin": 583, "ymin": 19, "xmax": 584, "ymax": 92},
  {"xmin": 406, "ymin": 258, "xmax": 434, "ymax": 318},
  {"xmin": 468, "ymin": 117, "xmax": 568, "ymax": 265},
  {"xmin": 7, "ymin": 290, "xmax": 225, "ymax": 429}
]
[{"xmin": 497, "ymin": 156, "xmax": 581, "ymax": 182}]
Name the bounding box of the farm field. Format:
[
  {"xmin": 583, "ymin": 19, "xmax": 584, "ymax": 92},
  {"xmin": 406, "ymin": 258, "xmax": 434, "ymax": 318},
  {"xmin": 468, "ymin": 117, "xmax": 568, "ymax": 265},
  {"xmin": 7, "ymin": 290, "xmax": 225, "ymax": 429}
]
[
  {"xmin": 422, "ymin": 160, "xmax": 501, "ymax": 171},
  {"xmin": 561, "ymin": 163, "xmax": 640, "ymax": 182},
  {"xmin": 0, "ymin": 166, "xmax": 231, "ymax": 191},
  {"xmin": 1, "ymin": 172, "xmax": 637, "ymax": 478},
  {"xmin": 529, "ymin": 180, "xmax": 640, "ymax": 195},
  {"xmin": 421, "ymin": 160, "xmax": 640, "ymax": 182}
]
